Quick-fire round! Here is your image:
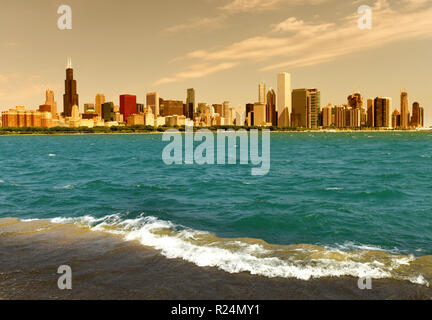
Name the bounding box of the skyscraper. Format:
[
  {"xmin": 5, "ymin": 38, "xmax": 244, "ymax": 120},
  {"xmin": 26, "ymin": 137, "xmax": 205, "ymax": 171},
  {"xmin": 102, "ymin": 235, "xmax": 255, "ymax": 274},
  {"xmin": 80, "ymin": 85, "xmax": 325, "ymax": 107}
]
[
  {"xmin": 213, "ymin": 104, "xmax": 223, "ymax": 116},
  {"xmin": 347, "ymin": 93, "xmax": 364, "ymax": 109},
  {"xmin": 146, "ymin": 92, "xmax": 160, "ymax": 116},
  {"xmin": 162, "ymin": 100, "xmax": 184, "ymax": 117},
  {"xmin": 186, "ymin": 89, "xmax": 195, "ymax": 119},
  {"xmin": 102, "ymin": 102, "xmax": 114, "ymax": 122},
  {"xmin": 347, "ymin": 93, "xmax": 365, "ymax": 126},
  {"xmin": 120, "ymin": 95, "xmax": 137, "ymax": 122},
  {"xmin": 411, "ymin": 102, "xmax": 420, "ymax": 128},
  {"xmin": 221, "ymin": 101, "xmax": 233, "ymax": 125},
  {"xmin": 322, "ymin": 104, "xmax": 333, "ymax": 127},
  {"xmin": 235, "ymin": 106, "xmax": 246, "ymax": 126},
  {"xmin": 420, "ymin": 107, "xmax": 424, "ymax": 127},
  {"xmin": 253, "ymin": 102, "xmax": 266, "ymax": 127},
  {"xmin": 309, "ymin": 89, "xmax": 320, "ymax": 128},
  {"xmin": 348, "ymin": 107, "xmax": 361, "ymax": 128},
  {"xmin": 292, "ymin": 88, "xmax": 320, "ymax": 128},
  {"xmin": 246, "ymin": 103, "xmax": 254, "ymax": 126},
  {"xmin": 392, "ymin": 109, "xmax": 401, "ymax": 129},
  {"xmin": 277, "ymin": 72, "xmax": 291, "ymax": 127},
  {"xmin": 258, "ymin": 82, "xmax": 266, "ymax": 104},
  {"xmin": 136, "ymin": 103, "xmax": 145, "ymax": 114},
  {"xmin": 95, "ymin": 94, "xmax": 106, "ymax": 117},
  {"xmin": 400, "ymin": 91, "xmax": 409, "ymax": 129},
  {"xmin": 334, "ymin": 105, "xmax": 347, "ymax": 128},
  {"xmin": 63, "ymin": 58, "xmax": 79, "ymax": 117},
  {"xmin": 374, "ymin": 97, "xmax": 392, "ymax": 128},
  {"xmin": 45, "ymin": 90, "xmax": 57, "ymax": 117},
  {"xmin": 367, "ymin": 99, "xmax": 375, "ymax": 127},
  {"xmin": 266, "ymin": 89, "xmax": 276, "ymax": 125},
  {"xmin": 291, "ymin": 89, "xmax": 308, "ymax": 128}
]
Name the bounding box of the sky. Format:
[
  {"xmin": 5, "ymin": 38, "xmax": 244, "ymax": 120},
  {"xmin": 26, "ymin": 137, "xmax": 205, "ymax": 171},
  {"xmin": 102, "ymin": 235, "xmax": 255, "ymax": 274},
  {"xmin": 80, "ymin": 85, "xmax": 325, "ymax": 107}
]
[{"xmin": 0, "ymin": 0, "xmax": 431, "ymax": 125}]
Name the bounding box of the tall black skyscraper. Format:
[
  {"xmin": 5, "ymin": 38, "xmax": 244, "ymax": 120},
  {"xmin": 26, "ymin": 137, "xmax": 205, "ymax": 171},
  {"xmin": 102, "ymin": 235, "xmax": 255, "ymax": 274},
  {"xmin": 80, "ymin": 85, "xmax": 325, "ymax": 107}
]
[
  {"xmin": 63, "ymin": 58, "xmax": 79, "ymax": 117},
  {"xmin": 186, "ymin": 88, "xmax": 195, "ymax": 119}
]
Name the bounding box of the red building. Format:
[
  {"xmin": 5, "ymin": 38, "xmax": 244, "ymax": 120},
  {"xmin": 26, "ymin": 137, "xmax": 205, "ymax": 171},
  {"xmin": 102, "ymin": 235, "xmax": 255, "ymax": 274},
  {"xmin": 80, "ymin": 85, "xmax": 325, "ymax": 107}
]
[{"xmin": 120, "ymin": 94, "xmax": 137, "ymax": 122}]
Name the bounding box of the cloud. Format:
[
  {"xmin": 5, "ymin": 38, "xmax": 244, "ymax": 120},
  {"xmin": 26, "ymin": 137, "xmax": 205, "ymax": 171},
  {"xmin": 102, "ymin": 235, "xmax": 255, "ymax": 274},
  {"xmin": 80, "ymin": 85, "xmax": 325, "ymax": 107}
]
[
  {"xmin": 401, "ymin": 0, "xmax": 429, "ymax": 9},
  {"xmin": 219, "ymin": 0, "xmax": 282, "ymax": 12},
  {"xmin": 165, "ymin": 16, "xmax": 227, "ymax": 33},
  {"xmin": 155, "ymin": 62, "xmax": 239, "ymax": 85},
  {"xmin": 165, "ymin": 0, "xmax": 331, "ymax": 33},
  {"xmin": 219, "ymin": 0, "xmax": 330, "ymax": 12},
  {"xmin": 261, "ymin": 0, "xmax": 432, "ymax": 70},
  {"xmin": 156, "ymin": 0, "xmax": 432, "ymax": 83},
  {"xmin": 271, "ymin": 17, "xmax": 334, "ymax": 34}
]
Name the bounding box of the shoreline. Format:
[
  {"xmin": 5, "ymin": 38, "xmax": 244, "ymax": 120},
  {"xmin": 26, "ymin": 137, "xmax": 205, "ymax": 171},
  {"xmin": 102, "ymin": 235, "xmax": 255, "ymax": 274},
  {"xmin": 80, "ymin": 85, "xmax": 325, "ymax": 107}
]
[
  {"xmin": 1, "ymin": 218, "xmax": 431, "ymax": 300},
  {"xmin": 0, "ymin": 128, "xmax": 430, "ymax": 137}
]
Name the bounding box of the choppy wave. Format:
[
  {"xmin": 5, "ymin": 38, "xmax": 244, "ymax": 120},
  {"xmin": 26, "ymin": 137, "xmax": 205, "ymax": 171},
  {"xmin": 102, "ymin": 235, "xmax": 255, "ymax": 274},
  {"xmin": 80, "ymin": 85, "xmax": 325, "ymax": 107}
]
[{"xmin": 45, "ymin": 214, "xmax": 431, "ymax": 287}]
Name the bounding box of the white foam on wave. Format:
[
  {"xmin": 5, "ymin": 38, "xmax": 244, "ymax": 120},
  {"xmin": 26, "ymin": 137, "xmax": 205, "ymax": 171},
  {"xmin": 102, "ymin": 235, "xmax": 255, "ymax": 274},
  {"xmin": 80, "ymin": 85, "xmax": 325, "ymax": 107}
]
[
  {"xmin": 324, "ymin": 241, "xmax": 401, "ymax": 254},
  {"xmin": 47, "ymin": 214, "xmax": 428, "ymax": 286},
  {"xmin": 50, "ymin": 214, "xmax": 121, "ymax": 226},
  {"xmin": 54, "ymin": 184, "xmax": 74, "ymax": 190}
]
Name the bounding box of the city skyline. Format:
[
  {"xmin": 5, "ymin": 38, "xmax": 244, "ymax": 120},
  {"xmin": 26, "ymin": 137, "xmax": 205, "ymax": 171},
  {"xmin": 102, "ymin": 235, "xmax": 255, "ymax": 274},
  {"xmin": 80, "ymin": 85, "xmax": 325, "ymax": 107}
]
[
  {"xmin": 0, "ymin": 59, "xmax": 427, "ymax": 130},
  {"xmin": 0, "ymin": 0, "xmax": 431, "ymax": 126}
]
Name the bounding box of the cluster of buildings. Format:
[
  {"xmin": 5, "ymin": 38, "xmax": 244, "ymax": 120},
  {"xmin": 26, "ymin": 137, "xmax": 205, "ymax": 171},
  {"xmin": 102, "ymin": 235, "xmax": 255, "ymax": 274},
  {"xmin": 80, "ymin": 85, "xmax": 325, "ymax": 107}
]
[
  {"xmin": 0, "ymin": 91, "xmax": 58, "ymax": 128},
  {"xmin": 320, "ymin": 93, "xmax": 425, "ymax": 129},
  {"xmin": 0, "ymin": 60, "xmax": 426, "ymax": 130}
]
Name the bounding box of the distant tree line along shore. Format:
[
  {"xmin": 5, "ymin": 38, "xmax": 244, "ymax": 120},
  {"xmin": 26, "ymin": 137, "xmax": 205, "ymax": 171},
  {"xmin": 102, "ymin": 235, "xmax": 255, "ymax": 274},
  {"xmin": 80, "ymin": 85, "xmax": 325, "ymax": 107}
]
[{"xmin": 0, "ymin": 125, "xmax": 429, "ymax": 135}]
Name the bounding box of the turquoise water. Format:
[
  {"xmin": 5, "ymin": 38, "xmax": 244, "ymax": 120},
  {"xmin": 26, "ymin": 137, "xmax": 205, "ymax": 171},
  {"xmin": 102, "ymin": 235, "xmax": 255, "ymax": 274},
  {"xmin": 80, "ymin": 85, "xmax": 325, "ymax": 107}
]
[
  {"xmin": 0, "ymin": 132, "xmax": 431, "ymax": 254},
  {"xmin": 1, "ymin": 132, "xmax": 432, "ymax": 283}
]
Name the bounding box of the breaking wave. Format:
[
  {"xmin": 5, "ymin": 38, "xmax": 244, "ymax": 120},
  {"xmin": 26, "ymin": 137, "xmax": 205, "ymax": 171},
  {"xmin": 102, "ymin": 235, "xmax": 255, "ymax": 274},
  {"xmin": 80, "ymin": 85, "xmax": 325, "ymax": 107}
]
[{"xmin": 46, "ymin": 214, "xmax": 431, "ymax": 286}]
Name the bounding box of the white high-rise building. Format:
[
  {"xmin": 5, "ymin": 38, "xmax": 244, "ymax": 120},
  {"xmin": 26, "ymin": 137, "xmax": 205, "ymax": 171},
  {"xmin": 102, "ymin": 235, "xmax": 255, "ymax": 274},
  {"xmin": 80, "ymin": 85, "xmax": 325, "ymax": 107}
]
[
  {"xmin": 258, "ymin": 82, "xmax": 266, "ymax": 104},
  {"xmin": 277, "ymin": 72, "xmax": 292, "ymax": 127},
  {"xmin": 235, "ymin": 105, "xmax": 246, "ymax": 126}
]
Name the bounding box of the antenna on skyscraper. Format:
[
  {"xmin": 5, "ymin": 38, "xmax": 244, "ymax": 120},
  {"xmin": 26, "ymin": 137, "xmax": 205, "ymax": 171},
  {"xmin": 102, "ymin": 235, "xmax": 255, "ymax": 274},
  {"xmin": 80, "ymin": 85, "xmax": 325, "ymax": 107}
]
[{"xmin": 67, "ymin": 57, "xmax": 72, "ymax": 69}]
